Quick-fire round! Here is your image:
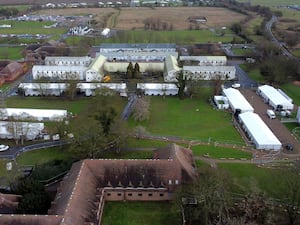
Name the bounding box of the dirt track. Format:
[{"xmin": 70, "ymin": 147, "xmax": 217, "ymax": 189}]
[{"xmin": 240, "ymin": 89, "xmax": 300, "ymax": 154}]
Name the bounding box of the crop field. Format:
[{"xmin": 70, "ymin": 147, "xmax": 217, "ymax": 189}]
[{"xmin": 38, "ymin": 7, "xmax": 246, "ymax": 30}]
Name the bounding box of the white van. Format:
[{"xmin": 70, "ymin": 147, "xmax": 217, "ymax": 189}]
[{"xmin": 267, "ymin": 109, "xmax": 276, "ymax": 119}]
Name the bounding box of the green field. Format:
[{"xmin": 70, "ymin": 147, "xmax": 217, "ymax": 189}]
[
  {"xmin": 280, "ymin": 83, "xmax": 300, "ymax": 106},
  {"xmin": 192, "ymin": 145, "xmax": 251, "ymax": 159},
  {"xmin": 0, "ymin": 20, "xmax": 66, "ymax": 35},
  {"xmin": 0, "ymin": 46, "xmax": 24, "ymax": 60},
  {"xmin": 105, "ymin": 29, "xmax": 234, "ymax": 44},
  {"xmin": 101, "ymin": 202, "xmax": 180, "ymax": 225},
  {"xmin": 219, "ymin": 163, "xmax": 286, "ymax": 196},
  {"xmin": 16, "ymin": 147, "xmax": 71, "ymax": 166},
  {"xmin": 129, "ymin": 95, "xmax": 243, "ymax": 144},
  {"xmin": 6, "ymin": 95, "xmax": 127, "ymax": 115},
  {"xmin": 237, "ymin": 0, "xmax": 300, "ymax": 7}
]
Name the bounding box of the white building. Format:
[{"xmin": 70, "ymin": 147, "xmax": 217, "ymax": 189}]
[
  {"xmin": 0, "ymin": 121, "xmax": 44, "ymax": 140},
  {"xmin": 0, "ymin": 108, "xmax": 68, "ymax": 121},
  {"xmin": 257, "ymin": 85, "xmax": 294, "ymax": 111},
  {"xmin": 137, "ymin": 83, "xmax": 178, "ymax": 96},
  {"xmin": 45, "ymin": 56, "xmax": 92, "ymax": 67},
  {"xmin": 99, "ymin": 43, "xmax": 177, "ymax": 54},
  {"xmin": 164, "ymin": 55, "xmax": 181, "ymax": 82},
  {"xmin": 19, "ymin": 83, "xmax": 68, "ymax": 96},
  {"xmin": 223, "ymin": 88, "xmax": 254, "ymax": 114},
  {"xmin": 77, "ymin": 83, "xmax": 127, "ymax": 97},
  {"xmin": 85, "ymin": 55, "xmax": 106, "ymax": 82},
  {"xmin": 32, "ymin": 65, "xmax": 86, "ymax": 80},
  {"xmin": 238, "ymin": 112, "xmax": 282, "ymax": 150},
  {"xmin": 183, "ymin": 66, "xmax": 236, "ymax": 80},
  {"xmin": 179, "ymin": 56, "xmax": 227, "ymax": 66},
  {"xmin": 213, "ymin": 96, "xmax": 229, "ymax": 110}
]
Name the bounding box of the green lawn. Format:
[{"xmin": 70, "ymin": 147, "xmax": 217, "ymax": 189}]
[
  {"xmin": 129, "ymin": 94, "xmax": 243, "ymax": 144},
  {"xmin": 6, "ymin": 95, "xmax": 127, "ymax": 115},
  {"xmin": 232, "ymin": 48, "xmax": 253, "ymax": 56},
  {"xmin": 126, "ymin": 138, "xmax": 171, "ymax": 148},
  {"xmin": 105, "ymin": 30, "xmax": 234, "ymax": 44},
  {"xmin": 239, "ymin": 64, "xmax": 265, "ymax": 83},
  {"xmin": 101, "ymin": 202, "xmax": 181, "ymax": 225},
  {"xmin": 103, "ymin": 150, "xmax": 153, "ymax": 159},
  {"xmin": 0, "ymin": 46, "xmax": 24, "ymax": 60},
  {"xmin": 16, "ymin": 147, "xmax": 71, "ymax": 166},
  {"xmin": 192, "ymin": 145, "xmax": 251, "ymax": 159},
  {"xmin": 280, "ymin": 83, "xmax": 300, "ymax": 106},
  {"xmin": 237, "ymin": 0, "xmax": 300, "ymax": 6},
  {"xmin": 218, "ymin": 163, "xmax": 290, "ymax": 196},
  {"xmin": 0, "ymin": 20, "xmax": 66, "ymax": 35}
]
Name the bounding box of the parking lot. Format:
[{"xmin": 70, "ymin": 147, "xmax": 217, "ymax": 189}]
[{"xmin": 240, "ymin": 88, "xmax": 300, "ymax": 154}]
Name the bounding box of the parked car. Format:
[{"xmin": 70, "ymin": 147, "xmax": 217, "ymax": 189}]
[
  {"xmin": 232, "ymin": 83, "xmax": 241, "ymax": 88},
  {"xmin": 0, "ymin": 144, "xmax": 9, "ymax": 151},
  {"xmin": 267, "ymin": 109, "xmax": 276, "ymax": 119}
]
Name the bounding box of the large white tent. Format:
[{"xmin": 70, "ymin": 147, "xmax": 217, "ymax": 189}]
[
  {"xmin": 137, "ymin": 83, "xmax": 178, "ymax": 96},
  {"xmin": 0, "ymin": 108, "xmax": 68, "ymax": 121},
  {"xmin": 257, "ymin": 85, "xmax": 294, "ymax": 110},
  {"xmin": 238, "ymin": 112, "xmax": 282, "ymax": 150},
  {"xmin": 223, "ymin": 88, "xmax": 254, "ymax": 113},
  {"xmin": 0, "ymin": 121, "xmax": 44, "ymax": 140}
]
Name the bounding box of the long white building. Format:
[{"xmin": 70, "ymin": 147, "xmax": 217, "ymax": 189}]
[
  {"xmin": 0, "ymin": 121, "xmax": 44, "ymax": 140},
  {"xmin": 32, "ymin": 65, "xmax": 86, "ymax": 80},
  {"xmin": 179, "ymin": 56, "xmax": 227, "ymax": 66},
  {"xmin": 45, "ymin": 56, "xmax": 92, "ymax": 66},
  {"xmin": 137, "ymin": 83, "xmax": 178, "ymax": 96},
  {"xmin": 0, "ymin": 108, "xmax": 68, "ymax": 121},
  {"xmin": 183, "ymin": 66, "xmax": 236, "ymax": 80},
  {"xmin": 238, "ymin": 112, "xmax": 282, "ymax": 150},
  {"xmin": 223, "ymin": 88, "xmax": 254, "ymax": 114},
  {"xmin": 257, "ymin": 85, "xmax": 294, "ymax": 111}
]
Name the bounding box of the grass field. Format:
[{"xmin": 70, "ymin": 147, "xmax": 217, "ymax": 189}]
[
  {"xmin": 0, "ymin": 20, "xmax": 66, "ymax": 35},
  {"xmin": 237, "ymin": 0, "xmax": 300, "ymax": 7},
  {"xmin": 129, "ymin": 94, "xmax": 243, "ymax": 144},
  {"xmin": 280, "ymin": 82, "xmax": 300, "ymax": 106},
  {"xmin": 0, "ymin": 46, "xmax": 23, "ymax": 60},
  {"xmin": 5, "ymin": 95, "xmax": 127, "ymax": 115},
  {"xmin": 218, "ymin": 163, "xmax": 286, "ymax": 196},
  {"xmin": 101, "ymin": 202, "xmax": 180, "ymax": 225},
  {"xmin": 192, "ymin": 145, "xmax": 251, "ymax": 159},
  {"xmin": 16, "ymin": 147, "xmax": 71, "ymax": 166}
]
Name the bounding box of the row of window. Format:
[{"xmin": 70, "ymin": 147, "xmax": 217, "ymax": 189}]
[{"xmin": 106, "ymin": 192, "xmax": 165, "ymax": 197}]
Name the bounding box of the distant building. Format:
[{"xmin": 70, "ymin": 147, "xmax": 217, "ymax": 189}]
[{"xmin": 0, "ymin": 144, "xmax": 197, "ymax": 225}]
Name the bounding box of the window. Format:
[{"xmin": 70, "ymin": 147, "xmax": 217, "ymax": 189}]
[
  {"xmin": 107, "ymin": 193, "xmax": 111, "ymax": 196},
  {"xmin": 160, "ymin": 193, "xmax": 164, "ymax": 197},
  {"xmin": 117, "ymin": 193, "xmax": 122, "ymax": 196},
  {"xmin": 148, "ymin": 193, "xmax": 153, "ymax": 197},
  {"xmin": 138, "ymin": 193, "xmax": 142, "ymax": 197},
  {"xmin": 128, "ymin": 193, "xmax": 132, "ymax": 196},
  {"xmin": 168, "ymin": 180, "xmax": 172, "ymax": 185}
]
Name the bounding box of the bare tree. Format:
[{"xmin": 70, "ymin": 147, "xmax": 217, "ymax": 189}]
[{"xmin": 132, "ymin": 97, "xmax": 150, "ymax": 122}]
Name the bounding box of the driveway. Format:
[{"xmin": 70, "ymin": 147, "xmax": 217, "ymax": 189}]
[{"xmin": 240, "ymin": 88, "xmax": 300, "ymax": 154}]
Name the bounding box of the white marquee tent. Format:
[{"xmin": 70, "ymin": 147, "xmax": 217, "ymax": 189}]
[
  {"xmin": 137, "ymin": 83, "xmax": 178, "ymax": 96},
  {"xmin": 257, "ymin": 85, "xmax": 294, "ymax": 110},
  {"xmin": 0, "ymin": 108, "xmax": 68, "ymax": 121},
  {"xmin": 238, "ymin": 112, "xmax": 282, "ymax": 150},
  {"xmin": 223, "ymin": 88, "xmax": 254, "ymax": 113}
]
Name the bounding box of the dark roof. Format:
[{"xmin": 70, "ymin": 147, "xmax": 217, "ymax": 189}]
[{"xmin": 99, "ymin": 43, "xmax": 176, "ymax": 49}]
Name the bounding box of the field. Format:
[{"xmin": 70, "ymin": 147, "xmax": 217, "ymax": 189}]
[
  {"xmin": 237, "ymin": 0, "xmax": 300, "ymax": 7},
  {"xmin": 101, "ymin": 202, "xmax": 180, "ymax": 225},
  {"xmin": 129, "ymin": 95, "xmax": 244, "ymax": 144},
  {"xmin": 37, "ymin": 7, "xmax": 246, "ymax": 30},
  {"xmin": 0, "ymin": 46, "xmax": 23, "ymax": 60}
]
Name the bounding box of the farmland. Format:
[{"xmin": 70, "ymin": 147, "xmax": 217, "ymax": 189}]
[{"xmin": 37, "ymin": 7, "xmax": 247, "ymax": 30}]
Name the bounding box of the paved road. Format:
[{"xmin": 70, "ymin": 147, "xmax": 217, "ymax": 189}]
[{"xmin": 240, "ymin": 89, "xmax": 300, "ymax": 153}]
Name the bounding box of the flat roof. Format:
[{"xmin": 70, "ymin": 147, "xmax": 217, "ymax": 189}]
[
  {"xmin": 258, "ymin": 85, "xmax": 293, "ymax": 108},
  {"xmin": 223, "ymin": 88, "xmax": 254, "ymax": 112},
  {"xmin": 239, "ymin": 112, "xmax": 281, "ymax": 150}
]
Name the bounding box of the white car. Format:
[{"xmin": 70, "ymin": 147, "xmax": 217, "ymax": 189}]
[
  {"xmin": 232, "ymin": 83, "xmax": 241, "ymax": 88},
  {"xmin": 0, "ymin": 144, "xmax": 9, "ymax": 152}
]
